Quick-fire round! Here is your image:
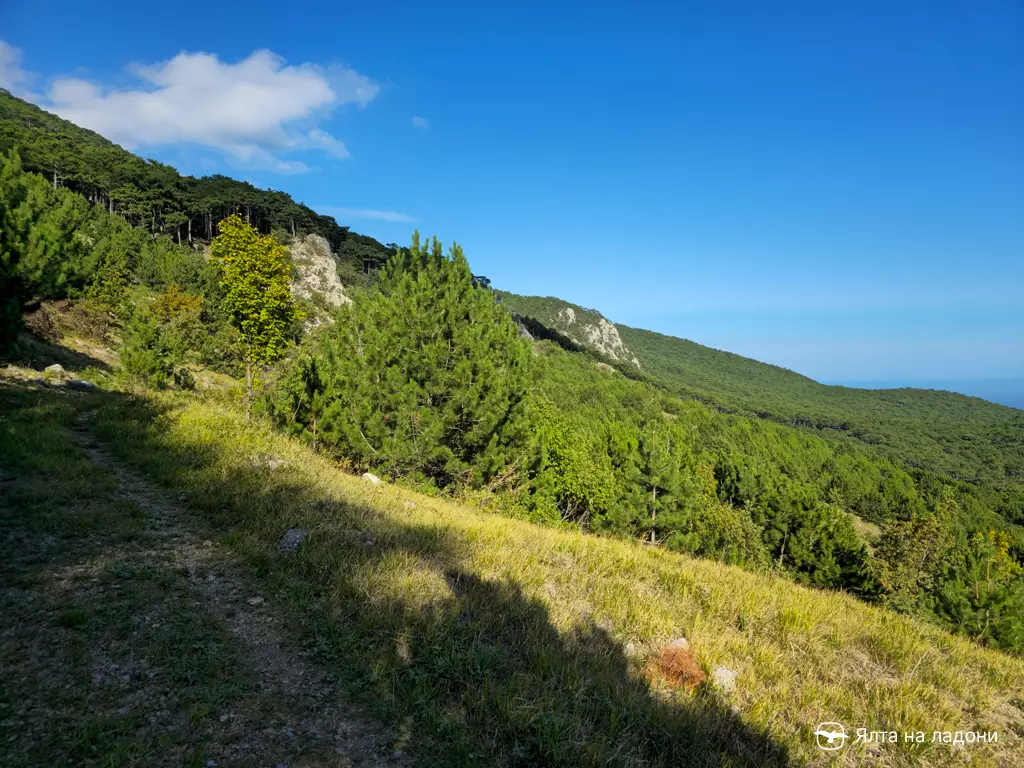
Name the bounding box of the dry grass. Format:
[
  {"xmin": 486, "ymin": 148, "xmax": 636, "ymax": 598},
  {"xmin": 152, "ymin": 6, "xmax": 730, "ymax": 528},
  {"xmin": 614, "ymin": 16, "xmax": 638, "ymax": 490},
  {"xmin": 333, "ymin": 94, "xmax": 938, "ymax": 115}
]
[
  {"xmin": 651, "ymin": 646, "xmax": 707, "ymax": 690},
  {"xmin": 76, "ymin": 388, "xmax": 1024, "ymax": 767}
]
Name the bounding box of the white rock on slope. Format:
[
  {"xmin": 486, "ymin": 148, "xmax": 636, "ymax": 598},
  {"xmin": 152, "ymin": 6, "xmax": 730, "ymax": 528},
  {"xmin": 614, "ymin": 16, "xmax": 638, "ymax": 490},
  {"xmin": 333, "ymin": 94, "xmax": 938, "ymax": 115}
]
[
  {"xmin": 553, "ymin": 306, "xmax": 641, "ymax": 368},
  {"xmin": 289, "ymin": 234, "xmax": 350, "ymax": 320}
]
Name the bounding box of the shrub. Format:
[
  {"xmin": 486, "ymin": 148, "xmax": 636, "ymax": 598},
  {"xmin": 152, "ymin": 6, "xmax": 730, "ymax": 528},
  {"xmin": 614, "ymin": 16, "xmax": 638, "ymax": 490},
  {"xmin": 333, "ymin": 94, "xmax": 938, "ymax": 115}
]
[
  {"xmin": 119, "ymin": 306, "xmax": 174, "ymax": 388},
  {"xmin": 276, "ymin": 232, "xmax": 530, "ymax": 488}
]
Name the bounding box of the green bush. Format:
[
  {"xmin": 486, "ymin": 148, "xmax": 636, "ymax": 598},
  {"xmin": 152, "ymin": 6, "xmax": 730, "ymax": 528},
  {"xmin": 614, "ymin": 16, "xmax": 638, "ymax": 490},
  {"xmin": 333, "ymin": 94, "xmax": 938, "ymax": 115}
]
[
  {"xmin": 273, "ymin": 232, "xmax": 531, "ymax": 488},
  {"xmin": 119, "ymin": 306, "xmax": 174, "ymax": 388}
]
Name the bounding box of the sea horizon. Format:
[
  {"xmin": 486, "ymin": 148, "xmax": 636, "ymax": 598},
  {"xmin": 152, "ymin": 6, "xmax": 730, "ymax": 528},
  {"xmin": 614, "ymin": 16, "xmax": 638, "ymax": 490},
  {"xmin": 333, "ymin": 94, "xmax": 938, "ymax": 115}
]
[{"xmin": 826, "ymin": 377, "xmax": 1024, "ymax": 410}]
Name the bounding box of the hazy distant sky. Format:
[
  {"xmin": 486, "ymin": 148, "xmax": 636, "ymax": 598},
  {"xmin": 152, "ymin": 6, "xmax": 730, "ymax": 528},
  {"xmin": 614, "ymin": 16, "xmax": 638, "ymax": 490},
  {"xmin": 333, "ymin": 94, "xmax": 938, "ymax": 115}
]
[{"xmin": 2, "ymin": 0, "xmax": 1022, "ymax": 393}]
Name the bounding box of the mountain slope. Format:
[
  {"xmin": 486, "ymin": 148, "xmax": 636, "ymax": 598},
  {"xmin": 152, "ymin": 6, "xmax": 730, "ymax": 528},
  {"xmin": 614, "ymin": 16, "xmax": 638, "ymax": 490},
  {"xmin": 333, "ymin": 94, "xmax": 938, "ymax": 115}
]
[
  {"xmin": 0, "ymin": 89, "xmax": 395, "ymax": 267},
  {"xmin": 4, "ymin": 89, "xmax": 1023, "ymax": 656},
  {"xmin": 615, "ymin": 324, "xmax": 1024, "ymax": 496},
  {"xmin": 500, "ymin": 293, "xmax": 1024, "ymax": 519},
  {"xmin": 497, "ymin": 293, "xmax": 640, "ymax": 366},
  {"xmin": 3, "ymin": 372, "xmax": 1021, "ymax": 766}
]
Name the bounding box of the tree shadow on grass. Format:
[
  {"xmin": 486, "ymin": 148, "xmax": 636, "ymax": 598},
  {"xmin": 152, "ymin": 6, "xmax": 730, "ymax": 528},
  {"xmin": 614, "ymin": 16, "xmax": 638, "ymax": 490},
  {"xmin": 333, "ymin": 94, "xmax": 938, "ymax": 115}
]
[
  {"xmin": 34, "ymin": 385, "xmax": 794, "ymax": 767},
  {"xmin": 1, "ymin": 331, "xmax": 113, "ymax": 373}
]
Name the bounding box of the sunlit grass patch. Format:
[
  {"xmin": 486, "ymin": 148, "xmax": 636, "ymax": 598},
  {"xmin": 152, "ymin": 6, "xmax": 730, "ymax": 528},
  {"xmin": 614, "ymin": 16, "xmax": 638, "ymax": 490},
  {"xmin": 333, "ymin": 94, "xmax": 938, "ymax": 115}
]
[{"xmin": 79, "ymin": 390, "xmax": 1024, "ymax": 767}]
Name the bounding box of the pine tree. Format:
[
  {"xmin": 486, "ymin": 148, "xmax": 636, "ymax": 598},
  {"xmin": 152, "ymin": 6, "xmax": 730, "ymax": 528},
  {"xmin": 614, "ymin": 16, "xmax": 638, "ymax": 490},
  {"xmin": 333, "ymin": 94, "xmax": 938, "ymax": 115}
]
[
  {"xmin": 526, "ymin": 399, "xmax": 617, "ymax": 526},
  {"xmin": 120, "ymin": 306, "xmax": 174, "ymax": 388},
  {"xmin": 310, "ymin": 231, "xmax": 531, "ymax": 487},
  {"xmin": 638, "ymin": 424, "xmax": 682, "ymax": 544},
  {"xmin": 876, "ymin": 487, "xmax": 957, "ymax": 611},
  {"xmin": 210, "ymin": 214, "xmax": 300, "ymax": 418},
  {"xmin": 0, "ymin": 149, "xmax": 64, "ymax": 345}
]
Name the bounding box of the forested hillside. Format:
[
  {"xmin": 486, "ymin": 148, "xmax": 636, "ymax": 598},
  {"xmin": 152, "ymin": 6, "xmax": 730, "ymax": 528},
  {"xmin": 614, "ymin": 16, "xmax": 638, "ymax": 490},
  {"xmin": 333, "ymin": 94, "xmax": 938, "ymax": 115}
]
[
  {"xmin": 0, "ymin": 89, "xmax": 394, "ymax": 267},
  {"xmin": 503, "ymin": 294, "xmax": 1024, "ymax": 525},
  {"xmin": 2, "ymin": 90, "xmax": 1023, "ymax": 656},
  {"xmin": 617, "ymin": 324, "xmax": 1024, "ymax": 482},
  {"xmin": 497, "ymin": 292, "xmax": 641, "ymax": 366}
]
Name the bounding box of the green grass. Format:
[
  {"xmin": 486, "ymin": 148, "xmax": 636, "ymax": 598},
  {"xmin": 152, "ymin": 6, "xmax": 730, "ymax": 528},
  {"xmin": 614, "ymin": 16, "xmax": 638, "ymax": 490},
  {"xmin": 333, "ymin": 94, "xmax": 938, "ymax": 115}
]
[
  {"xmin": 74, "ymin": 385, "xmax": 1024, "ymax": 767},
  {"xmin": 0, "ymin": 381, "xmax": 253, "ymax": 767}
]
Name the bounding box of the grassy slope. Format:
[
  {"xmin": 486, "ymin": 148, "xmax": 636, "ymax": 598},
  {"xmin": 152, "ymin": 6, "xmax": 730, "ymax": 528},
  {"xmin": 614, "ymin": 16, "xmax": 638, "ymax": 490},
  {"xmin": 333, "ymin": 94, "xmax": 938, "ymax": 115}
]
[{"xmin": 41, "ymin": 382, "xmax": 1023, "ymax": 766}]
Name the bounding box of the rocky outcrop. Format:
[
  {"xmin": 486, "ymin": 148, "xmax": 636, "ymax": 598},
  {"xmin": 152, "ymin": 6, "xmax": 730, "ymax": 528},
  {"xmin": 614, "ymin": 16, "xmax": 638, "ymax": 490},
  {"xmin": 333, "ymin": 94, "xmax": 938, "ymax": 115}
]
[
  {"xmin": 580, "ymin": 318, "xmax": 640, "ymax": 367},
  {"xmin": 555, "ymin": 305, "xmax": 640, "ymax": 367},
  {"xmin": 288, "ymin": 234, "xmax": 350, "ymax": 323}
]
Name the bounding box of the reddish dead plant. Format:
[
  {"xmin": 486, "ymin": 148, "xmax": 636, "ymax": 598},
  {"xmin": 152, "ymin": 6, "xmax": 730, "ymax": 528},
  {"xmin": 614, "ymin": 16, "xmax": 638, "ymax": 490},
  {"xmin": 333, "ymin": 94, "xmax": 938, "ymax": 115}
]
[{"xmin": 651, "ymin": 646, "xmax": 707, "ymax": 691}]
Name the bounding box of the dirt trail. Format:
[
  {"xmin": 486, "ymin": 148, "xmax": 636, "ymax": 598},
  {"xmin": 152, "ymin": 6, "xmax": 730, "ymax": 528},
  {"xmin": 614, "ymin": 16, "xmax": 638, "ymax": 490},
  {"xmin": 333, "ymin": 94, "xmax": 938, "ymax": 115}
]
[{"xmin": 6, "ymin": 411, "xmax": 407, "ymax": 767}]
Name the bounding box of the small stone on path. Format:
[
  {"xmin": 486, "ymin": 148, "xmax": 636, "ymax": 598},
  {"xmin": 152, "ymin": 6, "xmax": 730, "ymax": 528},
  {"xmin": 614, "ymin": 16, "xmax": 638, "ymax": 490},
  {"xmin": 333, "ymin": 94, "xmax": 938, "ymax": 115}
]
[{"xmin": 278, "ymin": 528, "xmax": 308, "ymax": 552}]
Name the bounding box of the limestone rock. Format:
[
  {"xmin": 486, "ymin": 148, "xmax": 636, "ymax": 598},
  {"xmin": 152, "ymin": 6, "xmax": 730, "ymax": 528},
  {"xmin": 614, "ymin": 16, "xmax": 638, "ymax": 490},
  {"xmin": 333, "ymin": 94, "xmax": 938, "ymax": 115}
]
[
  {"xmin": 289, "ymin": 233, "xmax": 350, "ymax": 327},
  {"xmin": 253, "ymin": 455, "xmax": 285, "ymax": 471},
  {"xmin": 711, "ymin": 665, "xmax": 737, "ymax": 695}
]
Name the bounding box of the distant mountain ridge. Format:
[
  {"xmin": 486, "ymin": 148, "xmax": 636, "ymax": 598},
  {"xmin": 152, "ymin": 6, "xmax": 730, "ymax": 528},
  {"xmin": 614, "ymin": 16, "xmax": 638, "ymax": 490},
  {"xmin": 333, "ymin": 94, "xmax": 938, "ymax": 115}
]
[{"xmin": 501, "ymin": 293, "xmax": 1024, "ymax": 502}]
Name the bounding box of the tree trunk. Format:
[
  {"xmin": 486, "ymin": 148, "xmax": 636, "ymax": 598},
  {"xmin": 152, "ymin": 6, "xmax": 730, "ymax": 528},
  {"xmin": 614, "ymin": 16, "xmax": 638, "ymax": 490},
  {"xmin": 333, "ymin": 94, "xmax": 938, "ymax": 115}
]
[
  {"xmin": 650, "ymin": 485, "xmax": 657, "ymax": 543},
  {"xmin": 245, "ymin": 356, "xmax": 253, "ymax": 422}
]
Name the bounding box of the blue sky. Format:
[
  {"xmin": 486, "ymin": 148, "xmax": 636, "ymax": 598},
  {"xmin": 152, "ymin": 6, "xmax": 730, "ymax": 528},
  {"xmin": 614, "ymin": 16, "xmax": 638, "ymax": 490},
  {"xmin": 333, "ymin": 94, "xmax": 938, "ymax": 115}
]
[{"xmin": 3, "ymin": 0, "xmax": 1022, "ymax": 404}]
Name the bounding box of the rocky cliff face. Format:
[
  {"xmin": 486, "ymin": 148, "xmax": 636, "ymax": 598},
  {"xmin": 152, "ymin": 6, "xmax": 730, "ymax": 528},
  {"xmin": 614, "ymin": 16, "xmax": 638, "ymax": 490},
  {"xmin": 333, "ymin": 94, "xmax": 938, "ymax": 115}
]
[
  {"xmin": 497, "ymin": 294, "xmax": 641, "ymax": 368},
  {"xmin": 556, "ymin": 306, "xmax": 640, "ymax": 367},
  {"xmin": 288, "ymin": 234, "xmax": 350, "ymax": 324}
]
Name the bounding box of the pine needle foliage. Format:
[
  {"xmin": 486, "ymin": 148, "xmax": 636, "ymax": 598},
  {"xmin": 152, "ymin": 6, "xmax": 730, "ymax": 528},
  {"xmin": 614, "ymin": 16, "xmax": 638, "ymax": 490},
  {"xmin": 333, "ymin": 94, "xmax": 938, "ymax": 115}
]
[{"xmin": 291, "ymin": 232, "xmax": 531, "ymax": 487}]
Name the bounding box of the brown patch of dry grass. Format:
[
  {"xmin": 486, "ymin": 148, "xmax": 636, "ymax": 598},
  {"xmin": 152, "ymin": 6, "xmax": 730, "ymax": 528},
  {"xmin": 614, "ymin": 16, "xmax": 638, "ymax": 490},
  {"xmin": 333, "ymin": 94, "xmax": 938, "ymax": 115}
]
[{"xmin": 651, "ymin": 646, "xmax": 707, "ymax": 691}]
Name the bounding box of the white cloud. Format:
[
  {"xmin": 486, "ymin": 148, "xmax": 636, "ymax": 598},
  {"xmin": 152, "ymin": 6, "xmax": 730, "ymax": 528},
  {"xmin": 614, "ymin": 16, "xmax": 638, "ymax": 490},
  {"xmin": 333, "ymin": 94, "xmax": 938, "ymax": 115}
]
[
  {"xmin": 411, "ymin": 115, "xmax": 430, "ymax": 129},
  {"xmin": 305, "ymin": 128, "xmax": 350, "ymax": 158},
  {"xmin": 320, "ymin": 206, "xmax": 416, "ymax": 223},
  {"xmin": 0, "ymin": 40, "xmax": 36, "ymax": 98},
  {"xmin": 1, "ymin": 41, "xmax": 380, "ymax": 172}
]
